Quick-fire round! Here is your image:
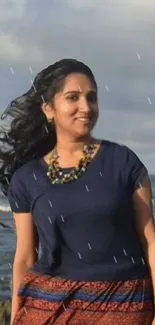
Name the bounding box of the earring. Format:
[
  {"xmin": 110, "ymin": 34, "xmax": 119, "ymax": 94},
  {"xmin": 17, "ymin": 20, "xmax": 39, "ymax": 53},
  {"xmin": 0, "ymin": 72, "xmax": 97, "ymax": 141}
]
[
  {"xmin": 47, "ymin": 117, "xmax": 53, "ymax": 123},
  {"xmin": 47, "ymin": 118, "xmax": 55, "ymax": 127}
]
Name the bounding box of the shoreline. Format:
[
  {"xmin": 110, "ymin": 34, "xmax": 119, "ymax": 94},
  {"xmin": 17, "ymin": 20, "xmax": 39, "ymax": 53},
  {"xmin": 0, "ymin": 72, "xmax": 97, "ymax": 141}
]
[{"xmin": 0, "ymin": 300, "xmax": 11, "ymax": 325}]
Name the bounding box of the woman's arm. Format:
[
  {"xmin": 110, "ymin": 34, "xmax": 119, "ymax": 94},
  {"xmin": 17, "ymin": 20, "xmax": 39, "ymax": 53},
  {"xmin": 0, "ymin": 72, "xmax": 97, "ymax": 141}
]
[
  {"xmin": 132, "ymin": 174, "xmax": 155, "ymax": 306},
  {"xmin": 10, "ymin": 212, "xmax": 38, "ymax": 325}
]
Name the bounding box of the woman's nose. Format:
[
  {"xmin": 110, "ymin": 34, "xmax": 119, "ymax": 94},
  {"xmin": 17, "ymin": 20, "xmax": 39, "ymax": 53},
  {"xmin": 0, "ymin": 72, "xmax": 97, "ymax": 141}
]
[{"xmin": 79, "ymin": 97, "xmax": 91, "ymax": 112}]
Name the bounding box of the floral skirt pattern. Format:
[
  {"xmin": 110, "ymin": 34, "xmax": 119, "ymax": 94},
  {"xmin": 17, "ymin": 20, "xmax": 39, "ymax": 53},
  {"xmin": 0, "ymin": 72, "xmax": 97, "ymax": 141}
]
[{"xmin": 13, "ymin": 270, "xmax": 154, "ymax": 325}]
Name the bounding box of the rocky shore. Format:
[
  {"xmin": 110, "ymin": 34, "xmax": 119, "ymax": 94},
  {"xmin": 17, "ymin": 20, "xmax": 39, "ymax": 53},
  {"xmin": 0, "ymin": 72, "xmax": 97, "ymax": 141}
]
[{"xmin": 0, "ymin": 300, "xmax": 11, "ymax": 325}]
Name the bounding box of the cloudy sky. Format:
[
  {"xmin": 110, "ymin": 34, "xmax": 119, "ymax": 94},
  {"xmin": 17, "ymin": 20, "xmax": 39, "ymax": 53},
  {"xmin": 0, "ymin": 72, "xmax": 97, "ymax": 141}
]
[{"xmin": 0, "ymin": 0, "xmax": 155, "ymax": 173}]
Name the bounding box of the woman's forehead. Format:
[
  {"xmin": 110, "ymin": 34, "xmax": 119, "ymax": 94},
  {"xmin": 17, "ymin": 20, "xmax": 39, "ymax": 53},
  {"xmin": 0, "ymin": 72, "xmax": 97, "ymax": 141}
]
[{"xmin": 62, "ymin": 73, "xmax": 96, "ymax": 93}]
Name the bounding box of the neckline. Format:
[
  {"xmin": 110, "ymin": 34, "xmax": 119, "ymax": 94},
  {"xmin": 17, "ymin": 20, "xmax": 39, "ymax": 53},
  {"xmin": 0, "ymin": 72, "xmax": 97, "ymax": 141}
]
[{"xmin": 40, "ymin": 139, "xmax": 104, "ymax": 172}]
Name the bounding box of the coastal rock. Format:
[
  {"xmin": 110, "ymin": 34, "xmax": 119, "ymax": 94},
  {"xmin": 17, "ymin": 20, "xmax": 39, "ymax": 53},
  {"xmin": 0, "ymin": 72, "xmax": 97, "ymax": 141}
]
[{"xmin": 0, "ymin": 300, "xmax": 11, "ymax": 325}]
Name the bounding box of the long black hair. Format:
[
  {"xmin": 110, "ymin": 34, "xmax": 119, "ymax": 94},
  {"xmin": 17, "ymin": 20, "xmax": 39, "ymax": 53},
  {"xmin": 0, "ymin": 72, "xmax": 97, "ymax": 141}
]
[{"xmin": 0, "ymin": 58, "xmax": 97, "ymax": 195}]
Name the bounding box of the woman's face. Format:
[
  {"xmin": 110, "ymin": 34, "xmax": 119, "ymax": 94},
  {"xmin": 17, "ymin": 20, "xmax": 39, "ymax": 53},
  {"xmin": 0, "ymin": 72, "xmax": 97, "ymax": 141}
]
[{"xmin": 43, "ymin": 73, "xmax": 99, "ymax": 139}]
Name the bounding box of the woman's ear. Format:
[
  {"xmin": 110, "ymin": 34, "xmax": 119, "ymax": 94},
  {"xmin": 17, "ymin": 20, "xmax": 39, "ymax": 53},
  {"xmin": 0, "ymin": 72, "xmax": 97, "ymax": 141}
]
[{"xmin": 41, "ymin": 102, "xmax": 54, "ymax": 120}]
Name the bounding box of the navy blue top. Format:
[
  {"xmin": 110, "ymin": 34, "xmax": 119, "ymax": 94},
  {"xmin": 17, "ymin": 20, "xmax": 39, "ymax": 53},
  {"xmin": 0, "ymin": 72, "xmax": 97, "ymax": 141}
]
[{"xmin": 8, "ymin": 140, "xmax": 150, "ymax": 281}]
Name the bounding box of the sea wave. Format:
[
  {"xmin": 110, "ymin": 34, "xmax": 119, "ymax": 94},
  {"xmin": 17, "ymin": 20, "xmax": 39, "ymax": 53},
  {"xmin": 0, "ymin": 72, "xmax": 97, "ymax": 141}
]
[{"xmin": 0, "ymin": 205, "xmax": 11, "ymax": 212}]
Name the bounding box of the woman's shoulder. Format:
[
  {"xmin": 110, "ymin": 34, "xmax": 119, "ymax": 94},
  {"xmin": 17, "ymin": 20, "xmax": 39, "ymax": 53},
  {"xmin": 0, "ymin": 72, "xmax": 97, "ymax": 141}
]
[
  {"xmin": 102, "ymin": 139, "xmax": 129, "ymax": 153},
  {"xmin": 11, "ymin": 157, "xmax": 41, "ymax": 181},
  {"xmin": 101, "ymin": 139, "xmax": 143, "ymax": 165}
]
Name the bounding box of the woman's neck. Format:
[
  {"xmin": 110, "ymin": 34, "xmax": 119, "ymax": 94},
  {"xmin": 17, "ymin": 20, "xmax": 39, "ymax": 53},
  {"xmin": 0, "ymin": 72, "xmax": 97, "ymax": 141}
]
[
  {"xmin": 43, "ymin": 136, "xmax": 101, "ymax": 168},
  {"xmin": 55, "ymin": 135, "xmax": 94, "ymax": 155}
]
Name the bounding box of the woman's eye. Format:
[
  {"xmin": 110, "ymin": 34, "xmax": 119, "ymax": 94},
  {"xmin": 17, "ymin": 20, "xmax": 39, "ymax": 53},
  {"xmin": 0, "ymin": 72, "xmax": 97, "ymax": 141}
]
[
  {"xmin": 67, "ymin": 95, "xmax": 78, "ymax": 101},
  {"xmin": 88, "ymin": 93, "xmax": 97, "ymax": 103}
]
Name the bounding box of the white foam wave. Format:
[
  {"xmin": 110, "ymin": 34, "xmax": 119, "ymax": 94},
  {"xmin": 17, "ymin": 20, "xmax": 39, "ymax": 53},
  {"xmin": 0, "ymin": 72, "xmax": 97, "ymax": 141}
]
[{"xmin": 0, "ymin": 205, "xmax": 11, "ymax": 212}]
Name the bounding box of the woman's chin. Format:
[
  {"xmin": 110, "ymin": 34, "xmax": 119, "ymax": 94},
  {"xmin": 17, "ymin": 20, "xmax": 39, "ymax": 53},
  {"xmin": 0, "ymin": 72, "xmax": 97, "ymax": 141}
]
[{"xmin": 73, "ymin": 129, "xmax": 92, "ymax": 140}]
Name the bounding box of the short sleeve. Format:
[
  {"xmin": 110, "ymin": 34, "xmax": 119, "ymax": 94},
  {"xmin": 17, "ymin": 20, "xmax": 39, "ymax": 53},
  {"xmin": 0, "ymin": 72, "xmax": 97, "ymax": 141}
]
[
  {"xmin": 123, "ymin": 146, "xmax": 148, "ymax": 194},
  {"xmin": 8, "ymin": 170, "xmax": 30, "ymax": 213}
]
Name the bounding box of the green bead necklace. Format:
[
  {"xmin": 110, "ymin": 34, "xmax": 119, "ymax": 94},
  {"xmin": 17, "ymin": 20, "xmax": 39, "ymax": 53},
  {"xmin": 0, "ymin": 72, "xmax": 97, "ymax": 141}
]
[{"xmin": 47, "ymin": 143, "xmax": 96, "ymax": 184}]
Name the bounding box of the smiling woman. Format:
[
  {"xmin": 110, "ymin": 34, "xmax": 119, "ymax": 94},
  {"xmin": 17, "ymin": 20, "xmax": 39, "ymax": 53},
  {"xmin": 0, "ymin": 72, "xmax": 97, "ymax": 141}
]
[
  {"xmin": 0, "ymin": 59, "xmax": 154, "ymax": 325},
  {"xmin": 41, "ymin": 72, "xmax": 98, "ymax": 158}
]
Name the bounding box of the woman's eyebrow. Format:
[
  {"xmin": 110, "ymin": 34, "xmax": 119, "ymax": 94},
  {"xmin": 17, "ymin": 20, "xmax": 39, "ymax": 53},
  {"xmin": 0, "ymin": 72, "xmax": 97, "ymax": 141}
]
[
  {"xmin": 64, "ymin": 85, "xmax": 82, "ymax": 95},
  {"xmin": 64, "ymin": 90, "xmax": 81, "ymax": 95}
]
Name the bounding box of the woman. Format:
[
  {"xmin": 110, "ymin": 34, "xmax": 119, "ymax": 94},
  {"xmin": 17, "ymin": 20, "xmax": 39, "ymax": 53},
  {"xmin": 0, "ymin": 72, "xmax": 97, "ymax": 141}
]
[{"xmin": 0, "ymin": 58, "xmax": 154, "ymax": 325}]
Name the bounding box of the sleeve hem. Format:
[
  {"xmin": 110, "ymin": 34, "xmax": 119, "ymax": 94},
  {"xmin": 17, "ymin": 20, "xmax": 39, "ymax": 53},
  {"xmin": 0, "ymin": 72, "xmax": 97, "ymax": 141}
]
[
  {"xmin": 10, "ymin": 208, "xmax": 31, "ymax": 213},
  {"xmin": 133, "ymin": 166, "xmax": 148, "ymax": 191}
]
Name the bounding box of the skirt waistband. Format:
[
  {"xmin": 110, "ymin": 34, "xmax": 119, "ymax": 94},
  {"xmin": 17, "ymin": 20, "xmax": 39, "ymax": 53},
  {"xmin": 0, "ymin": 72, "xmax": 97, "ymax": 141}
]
[{"xmin": 17, "ymin": 270, "xmax": 154, "ymax": 313}]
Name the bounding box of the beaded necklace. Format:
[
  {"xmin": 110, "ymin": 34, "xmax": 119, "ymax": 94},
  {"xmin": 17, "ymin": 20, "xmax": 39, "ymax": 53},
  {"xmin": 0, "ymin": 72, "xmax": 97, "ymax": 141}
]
[{"xmin": 47, "ymin": 143, "xmax": 96, "ymax": 184}]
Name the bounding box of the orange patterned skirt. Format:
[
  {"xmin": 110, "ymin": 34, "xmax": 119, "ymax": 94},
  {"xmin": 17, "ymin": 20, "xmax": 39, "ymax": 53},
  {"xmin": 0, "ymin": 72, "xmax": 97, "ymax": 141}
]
[{"xmin": 13, "ymin": 270, "xmax": 154, "ymax": 325}]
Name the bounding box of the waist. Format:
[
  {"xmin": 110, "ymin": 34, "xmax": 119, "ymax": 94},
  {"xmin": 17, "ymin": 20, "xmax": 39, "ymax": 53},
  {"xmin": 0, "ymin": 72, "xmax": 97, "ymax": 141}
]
[{"xmin": 29, "ymin": 254, "xmax": 150, "ymax": 281}]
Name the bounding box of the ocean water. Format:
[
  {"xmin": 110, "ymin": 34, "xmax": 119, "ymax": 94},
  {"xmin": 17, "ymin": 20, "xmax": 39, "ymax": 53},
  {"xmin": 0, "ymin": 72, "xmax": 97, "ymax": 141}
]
[{"xmin": 0, "ymin": 175, "xmax": 155, "ymax": 300}]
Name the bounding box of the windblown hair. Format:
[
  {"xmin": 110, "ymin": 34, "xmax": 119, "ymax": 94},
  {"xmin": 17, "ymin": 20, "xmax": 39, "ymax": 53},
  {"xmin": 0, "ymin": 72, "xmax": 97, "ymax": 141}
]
[{"xmin": 0, "ymin": 58, "xmax": 97, "ymax": 195}]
